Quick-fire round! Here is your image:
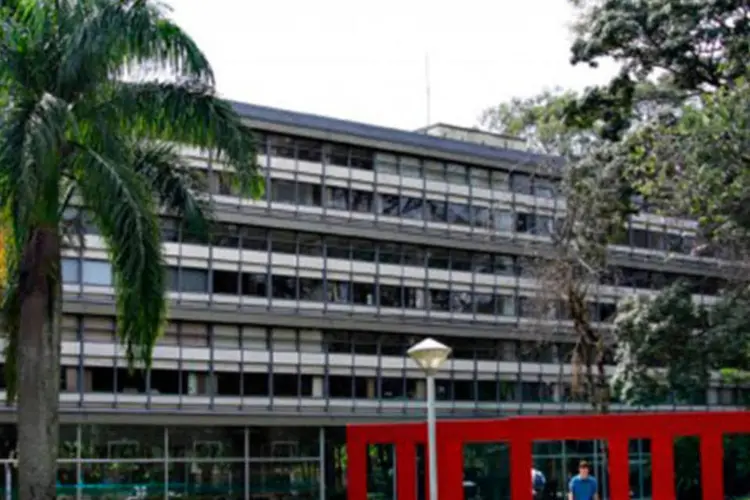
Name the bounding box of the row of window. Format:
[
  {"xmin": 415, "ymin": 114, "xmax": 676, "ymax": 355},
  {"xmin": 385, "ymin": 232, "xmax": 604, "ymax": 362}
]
[
  {"xmin": 255, "ymin": 133, "xmax": 557, "ymax": 196},
  {"xmin": 214, "ymin": 176, "xmax": 695, "ymax": 255},
  {"xmin": 185, "ymin": 223, "xmax": 721, "ymax": 293},
  {"xmin": 1, "ymin": 424, "xmax": 321, "ymax": 459},
  {"xmin": 62, "ymin": 258, "xmax": 620, "ymax": 320},
  {"xmin": 59, "ymin": 366, "xmax": 744, "ymax": 407}
]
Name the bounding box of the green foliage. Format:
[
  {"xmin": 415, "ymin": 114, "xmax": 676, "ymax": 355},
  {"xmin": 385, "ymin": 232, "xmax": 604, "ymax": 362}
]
[
  {"xmin": 0, "ymin": 0, "xmax": 260, "ymax": 390},
  {"xmin": 612, "ymin": 282, "xmax": 750, "ymax": 406},
  {"xmin": 627, "ymin": 78, "xmax": 750, "ymax": 246},
  {"xmin": 566, "ymin": 0, "xmax": 750, "ymax": 139}
]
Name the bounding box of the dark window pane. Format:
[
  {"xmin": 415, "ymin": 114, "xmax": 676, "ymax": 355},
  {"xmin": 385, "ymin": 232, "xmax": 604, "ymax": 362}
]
[
  {"xmin": 271, "ymin": 275, "xmax": 296, "ymax": 299},
  {"xmin": 271, "ymin": 180, "xmax": 297, "ymax": 204},
  {"xmin": 379, "ymin": 194, "xmax": 400, "ymax": 216},
  {"xmin": 351, "ymin": 190, "xmax": 373, "ymax": 213},
  {"xmin": 326, "ymin": 186, "xmax": 350, "ymax": 210},
  {"xmin": 298, "ymin": 233, "xmax": 323, "ymax": 256},
  {"xmin": 270, "ymin": 230, "xmax": 296, "ymax": 254},
  {"xmin": 241, "ymin": 273, "xmax": 267, "ymax": 297},
  {"xmin": 352, "ymin": 239, "xmax": 376, "ymax": 261},
  {"xmin": 426, "ymin": 200, "xmax": 447, "ymax": 222},
  {"xmin": 401, "ymin": 197, "xmax": 424, "ymax": 220},
  {"xmin": 298, "ymin": 182, "xmax": 322, "ymax": 207},
  {"xmin": 299, "ymin": 278, "xmax": 324, "ymax": 301}
]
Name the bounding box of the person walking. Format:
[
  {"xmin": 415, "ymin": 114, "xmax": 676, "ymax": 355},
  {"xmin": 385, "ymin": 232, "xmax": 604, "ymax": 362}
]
[{"xmin": 568, "ymin": 461, "xmax": 599, "ymax": 500}]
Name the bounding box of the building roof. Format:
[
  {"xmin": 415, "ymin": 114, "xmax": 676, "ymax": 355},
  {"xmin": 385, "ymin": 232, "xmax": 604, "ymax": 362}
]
[{"xmin": 230, "ymin": 101, "xmax": 563, "ymax": 168}]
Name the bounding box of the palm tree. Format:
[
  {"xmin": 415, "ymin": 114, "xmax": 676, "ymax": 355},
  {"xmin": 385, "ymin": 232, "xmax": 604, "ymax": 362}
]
[{"xmin": 0, "ymin": 1, "xmax": 261, "ymax": 499}]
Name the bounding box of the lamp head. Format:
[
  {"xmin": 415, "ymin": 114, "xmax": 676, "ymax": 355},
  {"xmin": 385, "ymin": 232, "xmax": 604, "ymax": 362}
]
[{"xmin": 407, "ymin": 338, "xmax": 451, "ymax": 375}]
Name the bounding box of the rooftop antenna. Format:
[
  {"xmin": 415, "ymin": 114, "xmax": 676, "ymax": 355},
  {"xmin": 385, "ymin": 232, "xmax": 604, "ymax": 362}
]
[{"xmin": 425, "ymin": 52, "xmax": 432, "ymax": 127}]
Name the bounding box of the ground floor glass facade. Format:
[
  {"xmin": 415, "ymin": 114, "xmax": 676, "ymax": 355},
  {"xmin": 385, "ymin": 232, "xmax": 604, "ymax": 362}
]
[{"xmin": 0, "ymin": 424, "xmax": 746, "ymax": 499}]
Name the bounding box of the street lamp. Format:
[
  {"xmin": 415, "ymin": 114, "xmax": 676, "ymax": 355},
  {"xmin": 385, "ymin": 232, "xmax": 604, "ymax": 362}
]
[{"xmin": 407, "ymin": 338, "xmax": 452, "ymax": 500}]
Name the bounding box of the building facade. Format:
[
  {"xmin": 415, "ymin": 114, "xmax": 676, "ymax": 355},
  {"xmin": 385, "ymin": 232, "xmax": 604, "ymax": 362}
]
[{"xmin": 0, "ymin": 103, "xmax": 745, "ymax": 499}]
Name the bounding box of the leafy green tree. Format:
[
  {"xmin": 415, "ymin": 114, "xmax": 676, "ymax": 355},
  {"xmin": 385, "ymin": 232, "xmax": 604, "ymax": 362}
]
[
  {"xmin": 0, "ymin": 1, "xmax": 260, "ymax": 499},
  {"xmin": 481, "ymin": 90, "xmax": 635, "ymax": 411},
  {"xmin": 566, "ymin": 0, "xmax": 750, "ymax": 139}
]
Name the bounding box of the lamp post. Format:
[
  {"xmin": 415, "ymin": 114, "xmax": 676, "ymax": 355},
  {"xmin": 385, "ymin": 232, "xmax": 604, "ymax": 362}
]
[{"xmin": 407, "ymin": 338, "xmax": 452, "ymax": 500}]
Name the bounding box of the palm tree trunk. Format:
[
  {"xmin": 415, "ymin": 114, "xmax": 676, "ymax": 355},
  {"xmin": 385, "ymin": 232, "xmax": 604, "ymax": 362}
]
[{"xmin": 16, "ymin": 226, "xmax": 61, "ymax": 500}]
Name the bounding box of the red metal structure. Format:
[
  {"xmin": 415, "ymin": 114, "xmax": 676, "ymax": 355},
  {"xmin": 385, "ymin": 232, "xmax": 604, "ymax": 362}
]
[{"xmin": 346, "ymin": 411, "xmax": 750, "ymax": 500}]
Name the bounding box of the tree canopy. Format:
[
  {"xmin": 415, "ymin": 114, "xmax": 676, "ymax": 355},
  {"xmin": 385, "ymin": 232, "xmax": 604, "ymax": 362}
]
[{"xmin": 483, "ymin": 0, "xmax": 750, "ymax": 408}]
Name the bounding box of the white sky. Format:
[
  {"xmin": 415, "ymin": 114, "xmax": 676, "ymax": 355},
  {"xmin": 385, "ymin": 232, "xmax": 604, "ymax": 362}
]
[{"xmin": 166, "ymin": 0, "xmax": 617, "ymax": 131}]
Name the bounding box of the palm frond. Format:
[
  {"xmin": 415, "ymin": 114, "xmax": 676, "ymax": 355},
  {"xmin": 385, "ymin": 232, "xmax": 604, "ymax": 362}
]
[
  {"xmin": 133, "ymin": 142, "xmax": 212, "ymax": 236},
  {"xmin": 0, "ymin": 206, "xmax": 20, "ymax": 403},
  {"xmin": 72, "ymin": 142, "xmax": 166, "ymax": 367},
  {"xmin": 57, "ymin": 0, "xmax": 213, "ymax": 100},
  {"xmin": 94, "ymin": 81, "xmax": 262, "ymax": 197}
]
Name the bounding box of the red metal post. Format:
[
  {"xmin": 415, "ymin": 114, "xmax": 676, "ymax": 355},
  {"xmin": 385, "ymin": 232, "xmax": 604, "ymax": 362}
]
[
  {"xmin": 607, "ymin": 437, "xmax": 630, "ymax": 500},
  {"xmin": 509, "ymin": 437, "xmax": 533, "ymax": 500},
  {"xmin": 395, "ymin": 442, "xmax": 417, "ymax": 500},
  {"xmin": 700, "ymin": 431, "xmax": 724, "ymax": 500},
  {"xmin": 651, "ymin": 434, "xmax": 676, "ymax": 499}
]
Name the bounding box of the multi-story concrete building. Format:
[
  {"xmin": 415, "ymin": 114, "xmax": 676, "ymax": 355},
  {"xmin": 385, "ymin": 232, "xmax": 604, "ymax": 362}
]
[{"xmin": 0, "ymin": 103, "xmax": 743, "ymax": 499}]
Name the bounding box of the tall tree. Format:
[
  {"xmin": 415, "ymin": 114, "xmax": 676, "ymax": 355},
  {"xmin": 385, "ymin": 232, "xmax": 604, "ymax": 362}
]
[
  {"xmin": 0, "ymin": 1, "xmax": 260, "ymax": 499},
  {"xmin": 565, "ymin": 0, "xmax": 750, "ymax": 404},
  {"xmin": 481, "ymin": 90, "xmax": 633, "ymax": 411},
  {"xmin": 566, "ymin": 0, "xmax": 750, "ymax": 139}
]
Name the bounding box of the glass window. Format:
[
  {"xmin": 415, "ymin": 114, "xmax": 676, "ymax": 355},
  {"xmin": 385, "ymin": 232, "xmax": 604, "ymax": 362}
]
[
  {"xmin": 491, "ymin": 171, "xmax": 509, "ymax": 190},
  {"xmin": 447, "ymin": 202, "xmax": 471, "ymax": 225},
  {"xmin": 62, "ymin": 258, "xmax": 80, "ymax": 284},
  {"xmin": 352, "ymin": 282, "xmax": 374, "ymax": 305},
  {"xmin": 534, "ymin": 179, "xmax": 556, "ymax": 198},
  {"xmin": 352, "ymin": 239, "xmax": 376, "ymax": 262},
  {"xmin": 297, "ymin": 182, "xmax": 322, "ymax": 207},
  {"xmin": 241, "ymin": 272, "xmax": 267, "ymax": 296},
  {"xmin": 179, "ymin": 268, "xmax": 208, "ymax": 293},
  {"xmin": 378, "ymin": 194, "xmax": 401, "ymax": 216},
  {"xmin": 470, "ymin": 168, "xmax": 491, "ymax": 189},
  {"xmin": 298, "ymin": 233, "xmax": 323, "ymax": 256},
  {"xmin": 493, "ymin": 255, "xmax": 516, "ymax": 275},
  {"xmin": 426, "ymin": 199, "xmax": 447, "ymax": 222},
  {"xmin": 326, "ymin": 186, "xmax": 350, "ymax": 210},
  {"xmin": 451, "ymin": 250, "xmax": 472, "ymax": 271},
  {"xmin": 271, "ymin": 275, "xmax": 296, "ymax": 299},
  {"xmin": 446, "ymin": 163, "xmax": 468, "ymax": 185},
  {"xmin": 296, "ymin": 139, "xmax": 322, "ymax": 162},
  {"xmin": 510, "ymin": 173, "xmax": 532, "ymax": 194},
  {"xmin": 351, "ymin": 189, "xmax": 373, "ymax": 213},
  {"xmin": 494, "ymin": 210, "xmax": 514, "ymax": 232},
  {"xmin": 427, "ymin": 248, "xmax": 449, "ymax": 269},
  {"xmin": 270, "ymin": 230, "xmax": 296, "ymax": 254},
  {"xmin": 473, "ymin": 206, "xmax": 492, "ymax": 229},
  {"xmin": 401, "ymin": 197, "xmax": 424, "ymax": 220},
  {"xmin": 350, "ymin": 147, "xmax": 374, "ymax": 170},
  {"xmin": 82, "ymin": 260, "xmax": 112, "ymax": 286},
  {"xmin": 327, "ymin": 280, "xmax": 350, "ymax": 303},
  {"xmin": 402, "ymin": 245, "xmax": 424, "ymax": 266},
  {"xmin": 424, "ymin": 160, "xmax": 445, "ymax": 182},
  {"xmin": 328, "ymin": 144, "xmax": 349, "ymax": 166},
  {"xmin": 299, "ymin": 278, "xmax": 324, "ymax": 301},
  {"xmin": 497, "ymin": 295, "xmax": 516, "ymax": 316},
  {"xmin": 241, "ymin": 227, "xmax": 267, "ymax": 251},
  {"xmin": 374, "ymin": 153, "xmax": 399, "ymax": 175},
  {"xmin": 269, "ymin": 135, "xmax": 295, "ymax": 159},
  {"xmin": 326, "ymin": 236, "xmax": 350, "ymax": 259},
  {"xmin": 472, "ymin": 253, "xmax": 492, "ymax": 273},
  {"xmin": 271, "ymin": 179, "xmax": 297, "ymax": 204},
  {"xmin": 400, "ymin": 156, "xmax": 422, "ymax": 179},
  {"xmin": 516, "ymin": 213, "xmax": 534, "ymax": 233}
]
